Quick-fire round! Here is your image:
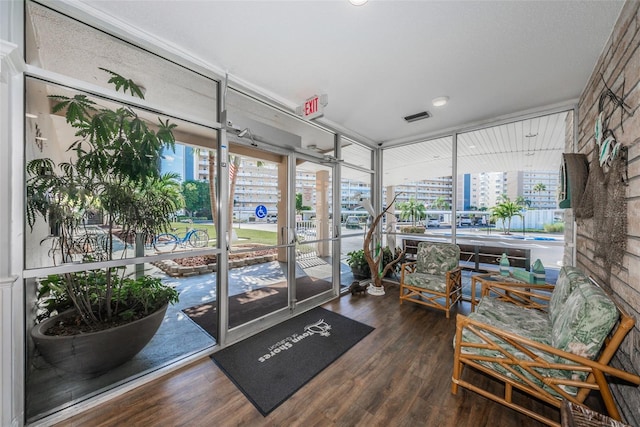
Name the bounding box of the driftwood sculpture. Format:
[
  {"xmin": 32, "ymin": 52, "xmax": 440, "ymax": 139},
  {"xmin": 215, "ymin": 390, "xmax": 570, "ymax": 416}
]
[{"xmin": 363, "ymin": 193, "xmax": 405, "ymax": 291}]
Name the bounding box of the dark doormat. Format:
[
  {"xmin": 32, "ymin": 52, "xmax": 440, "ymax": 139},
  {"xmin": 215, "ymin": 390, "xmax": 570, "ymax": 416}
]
[
  {"xmin": 211, "ymin": 307, "xmax": 374, "ymax": 416},
  {"xmin": 183, "ymin": 276, "xmax": 332, "ymax": 338}
]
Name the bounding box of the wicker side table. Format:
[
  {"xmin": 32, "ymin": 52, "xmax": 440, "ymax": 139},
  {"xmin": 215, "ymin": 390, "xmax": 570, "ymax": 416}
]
[{"xmin": 561, "ymin": 401, "xmax": 631, "ymax": 427}]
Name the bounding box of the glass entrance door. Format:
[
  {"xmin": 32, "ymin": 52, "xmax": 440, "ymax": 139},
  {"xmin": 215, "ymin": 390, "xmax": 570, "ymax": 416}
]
[
  {"xmin": 294, "ymin": 159, "xmax": 334, "ymax": 306},
  {"xmin": 226, "ymin": 145, "xmax": 293, "ymax": 331}
]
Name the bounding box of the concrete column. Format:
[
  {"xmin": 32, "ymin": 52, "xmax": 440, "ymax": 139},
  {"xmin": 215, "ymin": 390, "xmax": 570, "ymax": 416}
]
[{"xmin": 316, "ymin": 170, "xmax": 330, "ymax": 256}]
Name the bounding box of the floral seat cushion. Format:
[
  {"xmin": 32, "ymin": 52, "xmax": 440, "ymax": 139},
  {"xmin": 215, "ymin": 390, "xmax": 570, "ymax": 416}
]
[
  {"xmin": 403, "ymin": 272, "xmax": 447, "ymax": 293},
  {"xmin": 474, "ymin": 297, "xmax": 552, "ymax": 344},
  {"xmin": 460, "ymin": 302, "xmax": 573, "ymax": 396}
]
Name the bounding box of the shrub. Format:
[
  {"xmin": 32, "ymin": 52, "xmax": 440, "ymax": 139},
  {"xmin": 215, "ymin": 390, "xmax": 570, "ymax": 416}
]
[
  {"xmin": 400, "ymin": 225, "xmax": 426, "ymax": 234},
  {"xmin": 543, "ymin": 222, "xmax": 564, "ymax": 233}
]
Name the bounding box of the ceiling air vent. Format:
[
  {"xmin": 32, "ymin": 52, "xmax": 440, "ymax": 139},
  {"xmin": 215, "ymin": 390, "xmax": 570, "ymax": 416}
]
[{"xmin": 404, "ymin": 111, "xmax": 431, "ymax": 123}]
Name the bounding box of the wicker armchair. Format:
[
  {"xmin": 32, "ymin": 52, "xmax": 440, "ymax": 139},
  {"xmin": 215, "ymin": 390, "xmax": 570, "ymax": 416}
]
[{"xmin": 399, "ymin": 241, "xmax": 462, "ymax": 318}]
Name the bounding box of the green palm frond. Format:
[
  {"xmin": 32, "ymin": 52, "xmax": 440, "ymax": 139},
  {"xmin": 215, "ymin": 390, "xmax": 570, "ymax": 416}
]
[{"xmin": 99, "ymin": 67, "xmax": 146, "ymax": 99}]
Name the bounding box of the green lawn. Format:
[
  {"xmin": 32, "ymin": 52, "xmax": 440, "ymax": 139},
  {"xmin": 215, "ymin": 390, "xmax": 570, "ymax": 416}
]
[{"xmin": 168, "ymin": 222, "xmax": 277, "ymax": 246}]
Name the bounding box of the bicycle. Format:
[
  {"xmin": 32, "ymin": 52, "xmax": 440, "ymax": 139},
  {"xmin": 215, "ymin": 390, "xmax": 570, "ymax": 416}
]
[{"xmin": 152, "ymin": 225, "xmax": 209, "ymax": 253}]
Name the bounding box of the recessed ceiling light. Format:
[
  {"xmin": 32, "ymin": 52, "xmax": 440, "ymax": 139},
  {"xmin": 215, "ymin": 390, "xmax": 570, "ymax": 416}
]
[
  {"xmin": 432, "ymin": 96, "xmax": 449, "ymax": 107},
  {"xmin": 468, "ymin": 145, "xmax": 476, "ymax": 149},
  {"xmin": 349, "ymin": 0, "xmax": 368, "ymax": 5}
]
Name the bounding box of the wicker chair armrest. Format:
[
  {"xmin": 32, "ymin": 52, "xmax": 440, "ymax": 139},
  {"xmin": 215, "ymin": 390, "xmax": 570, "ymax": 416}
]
[{"xmin": 400, "ymin": 261, "xmax": 417, "ymax": 282}]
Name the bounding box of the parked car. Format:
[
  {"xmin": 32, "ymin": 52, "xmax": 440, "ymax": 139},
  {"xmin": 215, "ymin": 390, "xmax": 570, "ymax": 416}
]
[
  {"xmin": 427, "ymin": 218, "xmax": 440, "ymax": 228},
  {"xmin": 345, "ymin": 216, "xmax": 362, "ymax": 229},
  {"xmin": 458, "ymin": 217, "xmax": 472, "ymax": 226},
  {"xmin": 266, "ymin": 213, "xmax": 277, "ymax": 223}
]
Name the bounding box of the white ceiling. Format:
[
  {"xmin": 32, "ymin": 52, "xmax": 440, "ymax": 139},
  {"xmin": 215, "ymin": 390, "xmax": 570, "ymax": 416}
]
[
  {"xmin": 32, "ymin": 0, "xmax": 622, "ymax": 184},
  {"xmin": 73, "ymin": 0, "xmax": 621, "ymax": 148}
]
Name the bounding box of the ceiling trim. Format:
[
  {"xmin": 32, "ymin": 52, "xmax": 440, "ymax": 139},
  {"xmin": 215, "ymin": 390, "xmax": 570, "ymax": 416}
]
[{"xmin": 381, "ymin": 99, "xmax": 578, "ymax": 150}]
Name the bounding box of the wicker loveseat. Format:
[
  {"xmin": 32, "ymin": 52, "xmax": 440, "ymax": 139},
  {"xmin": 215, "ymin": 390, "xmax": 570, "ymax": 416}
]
[{"xmin": 452, "ymin": 266, "xmax": 640, "ymax": 427}]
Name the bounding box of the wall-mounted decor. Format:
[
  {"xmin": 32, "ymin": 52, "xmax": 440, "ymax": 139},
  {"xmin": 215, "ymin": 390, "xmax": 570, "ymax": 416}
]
[
  {"xmin": 558, "ymin": 153, "xmax": 588, "ymax": 209},
  {"xmin": 577, "ymin": 76, "xmax": 632, "ymax": 270},
  {"xmin": 594, "ymin": 75, "xmax": 632, "ymax": 176}
]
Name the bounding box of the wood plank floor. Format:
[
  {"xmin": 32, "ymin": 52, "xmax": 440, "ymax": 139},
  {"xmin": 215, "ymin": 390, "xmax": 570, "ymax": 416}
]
[{"xmin": 54, "ymin": 285, "xmax": 585, "ymax": 427}]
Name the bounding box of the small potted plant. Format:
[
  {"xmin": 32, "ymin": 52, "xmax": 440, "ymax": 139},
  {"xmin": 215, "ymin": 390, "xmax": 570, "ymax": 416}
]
[{"xmin": 346, "ymin": 249, "xmax": 370, "ymax": 280}]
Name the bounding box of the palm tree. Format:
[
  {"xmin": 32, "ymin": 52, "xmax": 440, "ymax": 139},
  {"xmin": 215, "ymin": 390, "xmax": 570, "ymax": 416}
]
[
  {"xmin": 431, "ymin": 196, "xmax": 450, "ymax": 210},
  {"xmin": 398, "ymin": 197, "xmax": 426, "ymax": 226},
  {"xmin": 490, "ymin": 196, "xmax": 523, "ymax": 234},
  {"xmin": 532, "ymin": 182, "xmax": 547, "ymax": 209},
  {"xmin": 515, "ymin": 195, "xmax": 531, "ymax": 208},
  {"xmin": 193, "ymin": 149, "xmax": 242, "ymax": 248},
  {"xmin": 533, "ymin": 182, "xmax": 546, "ymax": 193}
]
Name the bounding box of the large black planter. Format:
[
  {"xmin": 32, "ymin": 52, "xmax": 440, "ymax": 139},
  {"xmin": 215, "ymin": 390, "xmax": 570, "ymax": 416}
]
[{"xmin": 31, "ymin": 304, "xmax": 168, "ymax": 375}]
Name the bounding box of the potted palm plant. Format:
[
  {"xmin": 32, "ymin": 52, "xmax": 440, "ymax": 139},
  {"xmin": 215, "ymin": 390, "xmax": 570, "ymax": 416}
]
[{"xmin": 26, "ymin": 69, "xmax": 182, "ymax": 375}]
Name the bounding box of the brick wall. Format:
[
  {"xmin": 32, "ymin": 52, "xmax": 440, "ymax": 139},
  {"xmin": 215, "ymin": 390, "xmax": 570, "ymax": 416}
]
[{"xmin": 575, "ymin": 1, "xmax": 640, "ymax": 424}]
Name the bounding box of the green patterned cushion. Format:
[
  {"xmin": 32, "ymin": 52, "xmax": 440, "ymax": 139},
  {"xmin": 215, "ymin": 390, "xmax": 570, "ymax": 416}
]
[
  {"xmin": 416, "ymin": 242, "xmax": 459, "ymax": 275},
  {"xmin": 461, "ymin": 305, "xmax": 574, "ymax": 397},
  {"xmin": 549, "ymin": 266, "xmax": 587, "ymax": 324},
  {"xmin": 551, "ymin": 280, "xmax": 619, "ymax": 360},
  {"xmin": 475, "ymin": 297, "xmax": 552, "ymax": 345},
  {"xmin": 404, "ymin": 272, "xmax": 447, "ymax": 292}
]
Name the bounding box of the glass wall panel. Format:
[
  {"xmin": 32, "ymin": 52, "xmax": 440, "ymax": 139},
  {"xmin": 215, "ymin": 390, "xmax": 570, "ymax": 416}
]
[
  {"xmin": 24, "ymin": 78, "xmax": 218, "ymax": 270},
  {"xmin": 455, "ymin": 112, "xmax": 568, "ymax": 276},
  {"xmin": 341, "ymin": 137, "xmax": 372, "ymax": 169},
  {"xmin": 24, "ymin": 4, "xmax": 221, "ymax": 422},
  {"xmin": 25, "ymin": 260, "xmax": 216, "ymax": 422},
  {"xmin": 339, "ymin": 166, "xmax": 372, "ymax": 286},
  {"xmin": 25, "ymin": 2, "xmax": 218, "ymax": 123},
  {"xmin": 382, "ymin": 137, "xmax": 454, "ymax": 262}
]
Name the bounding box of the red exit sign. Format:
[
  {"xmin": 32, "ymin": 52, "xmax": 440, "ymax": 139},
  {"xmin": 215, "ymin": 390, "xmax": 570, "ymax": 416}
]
[
  {"xmin": 297, "ymin": 94, "xmax": 327, "ymax": 120},
  {"xmin": 304, "ymin": 96, "xmax": 320, "ymax": 118}
]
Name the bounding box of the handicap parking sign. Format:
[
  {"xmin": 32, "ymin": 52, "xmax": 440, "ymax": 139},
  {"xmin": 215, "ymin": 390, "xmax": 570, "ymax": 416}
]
[{"xmin": 255, "ymin": 205, "xmax": 267, "ymax": 219}]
